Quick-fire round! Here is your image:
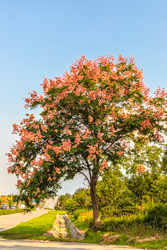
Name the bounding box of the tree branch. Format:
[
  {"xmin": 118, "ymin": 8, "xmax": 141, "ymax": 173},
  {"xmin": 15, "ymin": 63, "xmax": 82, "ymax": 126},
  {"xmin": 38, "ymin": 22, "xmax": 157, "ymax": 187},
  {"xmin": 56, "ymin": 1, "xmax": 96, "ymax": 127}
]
[{"xmin": 78, "ymin": 171, "xmax": 91, "ymax": 186}]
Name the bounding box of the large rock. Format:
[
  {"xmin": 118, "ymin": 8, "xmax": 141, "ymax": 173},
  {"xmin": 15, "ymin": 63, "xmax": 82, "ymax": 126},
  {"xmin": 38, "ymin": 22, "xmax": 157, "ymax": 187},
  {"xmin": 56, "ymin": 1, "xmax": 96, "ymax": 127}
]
[{"xmin": 101, "ymin": 234, "xmax": 120, "ymax": 244}]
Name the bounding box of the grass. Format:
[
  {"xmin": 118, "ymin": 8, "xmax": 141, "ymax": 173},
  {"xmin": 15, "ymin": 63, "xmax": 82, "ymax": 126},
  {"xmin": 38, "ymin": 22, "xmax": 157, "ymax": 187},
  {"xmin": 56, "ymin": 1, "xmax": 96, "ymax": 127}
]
[{"xmin": 0, "ymin": 210, "xmax": 64, "ymax": 240}]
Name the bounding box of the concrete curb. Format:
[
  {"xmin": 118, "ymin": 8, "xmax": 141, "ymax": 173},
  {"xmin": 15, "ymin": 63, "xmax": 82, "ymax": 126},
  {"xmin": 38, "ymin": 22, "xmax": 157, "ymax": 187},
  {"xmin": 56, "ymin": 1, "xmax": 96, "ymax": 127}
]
[
  {"xmin": 63, "ymin": 214, "xmax": 85, "ymax": 240},
  {"xmin": 51, "ymin": 213, "xmax": 60, "ymax": 237}
]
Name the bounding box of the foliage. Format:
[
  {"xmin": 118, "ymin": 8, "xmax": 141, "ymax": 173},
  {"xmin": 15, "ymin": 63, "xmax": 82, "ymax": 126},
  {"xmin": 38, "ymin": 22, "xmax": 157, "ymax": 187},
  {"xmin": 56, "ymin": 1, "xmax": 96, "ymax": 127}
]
[
  {"xmin": 100, "ymin": 205, "xmax": 140, "ymax": 219},
  {"xmin": 100, "ymin": 203, "xmax": 167, "ymax": 233},
  {"xmin": 124, "ymin": 144, "xmax": 167, "ymax": 209},
  {"xmin": 57, "ymin": 193, "xmax": 71, "ymax": 210},
  {"xmin": 65, "ymin": 198, "xmax": 77, "ymax": 213},
  {"xmin": 96, "ymin": 167, "xmax": 127, "ymax": 209},
  {"xmin": 73, "ymin": 188, "xmax": 92, "ymax": 209},
  {"xmin": 70, "ymin": 211, "xmax": 93, "ymax": 230},
  {"xmin": 72, "ymin": 208, "xmax": 92, "ymax": 219},
  {"xmin": 7, "ymin": 54, "xmax": 167, "ymax": 227},
  {"xmin": 0, "ymin": 208, "xmax": 32, "ymax": 216},
  {"xmin": 153, "ymin": 175, "xmax": 167, "ymax": 202},
  {"xmin": 143, "ymin": 203, "xmax": 167, "ymax": 230},
  {"xmin": 76, "ymin": 212, "xmax": 93, "ymax": 229},
  {"xmin": 64, "ymin": 193, "xmax": 71, "ymax": 199},
  {"xmin": 0, "ymin": 197, "xmax": 14, "ymax": 208}
]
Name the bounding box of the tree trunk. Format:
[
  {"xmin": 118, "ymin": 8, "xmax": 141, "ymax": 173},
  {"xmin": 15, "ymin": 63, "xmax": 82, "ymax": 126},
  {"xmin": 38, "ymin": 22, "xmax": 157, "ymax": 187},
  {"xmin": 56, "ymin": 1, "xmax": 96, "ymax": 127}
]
[{"xmin": 90, "ymin": 177, "xmax": 101, "ymax": 228}]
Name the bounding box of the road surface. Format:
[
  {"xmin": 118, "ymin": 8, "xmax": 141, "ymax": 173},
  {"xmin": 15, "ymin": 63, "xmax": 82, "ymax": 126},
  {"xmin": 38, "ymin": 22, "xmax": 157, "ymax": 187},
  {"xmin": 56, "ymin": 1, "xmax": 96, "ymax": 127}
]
[
  {"xmin": 0, "ymin": 239, "xmax": 142, "ymax": 250},
  {"xmin": 0, "ymin": 209, "xmax": 49, "ymax": 232}
]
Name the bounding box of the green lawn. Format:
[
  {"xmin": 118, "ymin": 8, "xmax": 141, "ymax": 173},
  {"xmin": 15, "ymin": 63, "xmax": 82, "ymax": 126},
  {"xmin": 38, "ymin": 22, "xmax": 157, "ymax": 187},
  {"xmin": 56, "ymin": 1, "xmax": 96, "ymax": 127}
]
[{"xmin": 0, "ymin": 210, "xmax": 65, "ymax": 240}]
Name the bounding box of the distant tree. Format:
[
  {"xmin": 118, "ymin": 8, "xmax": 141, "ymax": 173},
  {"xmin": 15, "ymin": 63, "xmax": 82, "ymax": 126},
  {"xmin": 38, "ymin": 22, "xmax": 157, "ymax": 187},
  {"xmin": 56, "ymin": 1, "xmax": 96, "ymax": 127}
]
[
  {"xmin": 126, "ymin": 172, "xmax": 149, "ymax": 211},
  {"xmin": 96, "ymin": 167, "xmax": 125, "ymax": 209},
  {"xmin": 64, "ymin": 193, "xmax": 71, "ymax": 199},
  {"xmin": 58, "ymin": 194, "xmax": 71, "ymax": 210},
  {"xmin": 73, "ymin": 188, "xmax": 92, "ymax": 208},
  {"xmin": 125, "ymin": 144, "xmax": 165, "ymax": 208},
  {"xmin": 0, "ymin": 196, "xmax": 13, "ymax": 207},
  {"xmin": 65, "ymin": 198, "xmax": 77, "ymax": 213},
  {"xmin": 7, "ymin": 54, "xmax": 167, "ymax": 227}
]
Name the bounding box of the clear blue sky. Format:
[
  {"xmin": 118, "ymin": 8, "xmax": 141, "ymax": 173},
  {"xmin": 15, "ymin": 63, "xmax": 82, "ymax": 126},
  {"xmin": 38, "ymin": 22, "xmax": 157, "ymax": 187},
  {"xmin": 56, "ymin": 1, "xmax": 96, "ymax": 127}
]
[{"xmin": 1, "ymin": 0, "xmax": 167, "ymax": 195}]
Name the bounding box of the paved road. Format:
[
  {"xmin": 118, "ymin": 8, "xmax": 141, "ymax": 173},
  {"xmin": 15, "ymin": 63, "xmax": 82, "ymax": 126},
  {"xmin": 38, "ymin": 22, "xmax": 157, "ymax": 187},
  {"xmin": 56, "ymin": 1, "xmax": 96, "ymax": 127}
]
[
  {"xmin": 0, "ymin": 210, "xmax": 49, "ymax": 232},
  {"xmin": 0, "ymin": 239, "xmax": 142, "ymax": 250}
]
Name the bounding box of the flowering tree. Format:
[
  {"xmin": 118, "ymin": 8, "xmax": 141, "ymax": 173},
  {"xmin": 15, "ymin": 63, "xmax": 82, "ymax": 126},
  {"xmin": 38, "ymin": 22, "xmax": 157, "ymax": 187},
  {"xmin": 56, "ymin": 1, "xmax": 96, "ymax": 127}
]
[{"xmin": 7, "ymin": 54, "xmax": 167, "ymax": 227}]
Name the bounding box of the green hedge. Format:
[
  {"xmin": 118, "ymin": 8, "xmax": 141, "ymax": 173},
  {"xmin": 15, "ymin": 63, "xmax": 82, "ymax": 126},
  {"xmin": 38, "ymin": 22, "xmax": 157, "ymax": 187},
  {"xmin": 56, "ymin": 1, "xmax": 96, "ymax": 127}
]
[{"xmin": 0, "ymin": 208, "xmax": 33, "ymax": 216}]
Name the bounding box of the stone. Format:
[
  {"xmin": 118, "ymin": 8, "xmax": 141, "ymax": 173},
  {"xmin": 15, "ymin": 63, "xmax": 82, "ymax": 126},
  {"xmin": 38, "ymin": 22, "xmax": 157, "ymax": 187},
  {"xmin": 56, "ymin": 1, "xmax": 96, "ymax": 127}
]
[
  {"xmin": 136, "ymin": 236, "xmax": 164, "ymax": 243},
  {"xmin": 42, "ymin": 230, "xmax": 54, "ymax": 237},
  {"xmin": 101, "ymin": 234, "xmax": 120, "ymax": 244}
]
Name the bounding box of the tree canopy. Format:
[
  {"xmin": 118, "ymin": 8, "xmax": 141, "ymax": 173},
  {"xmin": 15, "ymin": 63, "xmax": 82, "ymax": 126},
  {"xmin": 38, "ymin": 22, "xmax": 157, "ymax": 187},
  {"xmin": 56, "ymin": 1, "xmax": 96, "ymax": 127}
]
[{"xmin": 7, "ymin": 54, "xmax": 167, "ymax": 227}]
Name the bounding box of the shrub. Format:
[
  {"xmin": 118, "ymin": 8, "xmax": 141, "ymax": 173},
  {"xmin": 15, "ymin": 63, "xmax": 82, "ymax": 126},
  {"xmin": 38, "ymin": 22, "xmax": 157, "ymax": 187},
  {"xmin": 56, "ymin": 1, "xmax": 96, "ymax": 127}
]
[
  {"xmin": 75, "ymin": 213, "xmax": 93, "ymax": 229},
  {"xmin": 73, "ymin": 208, "xmax": 92, "ymax": 220},
  {"xmin": 65, "ymin": 198, "xmax": 77, "ymax": 213},
  {"xmin": 100, "ymin": 206, "xmax": 118, "ymax": 218},
  {"xmin": 54, "ymin": 205, "xmax": 61, "ymax": 210},
  {"xmin": 0, "ymin": 208, "xmax": 32, "ymax": 216},
  {"xmin": 100, "ymin": 205, "xmax": 140, "ymax": 219},
  {"xmin": 143, "ymin": 203, "xmax": 167, "ymax": 230},
  {"xmin": 101, "ymin": 203, "xmax": 167, "ymax": 232},
  {"xmin": 101, "ymin": 213, "xmax": 145, "ymax": 231}
]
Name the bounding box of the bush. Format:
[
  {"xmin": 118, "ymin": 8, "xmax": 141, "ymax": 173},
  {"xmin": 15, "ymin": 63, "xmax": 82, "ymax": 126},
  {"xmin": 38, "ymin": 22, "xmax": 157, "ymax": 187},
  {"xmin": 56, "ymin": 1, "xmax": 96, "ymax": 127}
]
[
  {"xmin": 68, "ymin": 209, "xmax": 93, "ymax": 230},
  {"xmin": 143, "ymin": 203, "xmax": 167, "ymax": 230},
  {"xmin": 74, "ymin": 212, "xmax": 93, "ymax": 229},
  {"xmin": 101, "ymin": 203, "xmax": 167, "ymax": 232},
  {"xmin": 100, "ymin": 206, "xmax": 118, "ymax": 218},
  {"xmin": 101, "ymin": 213, "xmax": 145, "ymax": 231},
  {"xmin": 0, "ymin": 208, "xmax": 32, "ymax": 216},
  {"xmin": 54, "ymin": 205, "xmax": 61, "ymax": 210},
  {"xmin": 117, "ymin": 198, "xmax": 134, "ymax": 209},
  {"xmin": 73, "ymin": 188, "xmax": 92, "ymax": 209},
  {"xmin": 100, "ymin": 205, "xmax": 140, "ymax": 219},
  {"xmin": 121, "ymin": 206, "xmax": 140, "ymax": 215},
  {"xmin": 73, "ymin": 208, "xmax": 92, "ymax": 220},
  {"xmin": 65, "ymin": 198, "xmax": 77, "ymax": 213}
]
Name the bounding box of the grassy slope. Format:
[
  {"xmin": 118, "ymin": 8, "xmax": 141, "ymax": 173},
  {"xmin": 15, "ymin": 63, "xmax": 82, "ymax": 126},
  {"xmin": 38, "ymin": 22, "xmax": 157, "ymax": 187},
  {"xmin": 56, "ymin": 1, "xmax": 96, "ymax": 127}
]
[{"xmin": 0, "ymin": 210, "xmax": 65, "ymax": 240}]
